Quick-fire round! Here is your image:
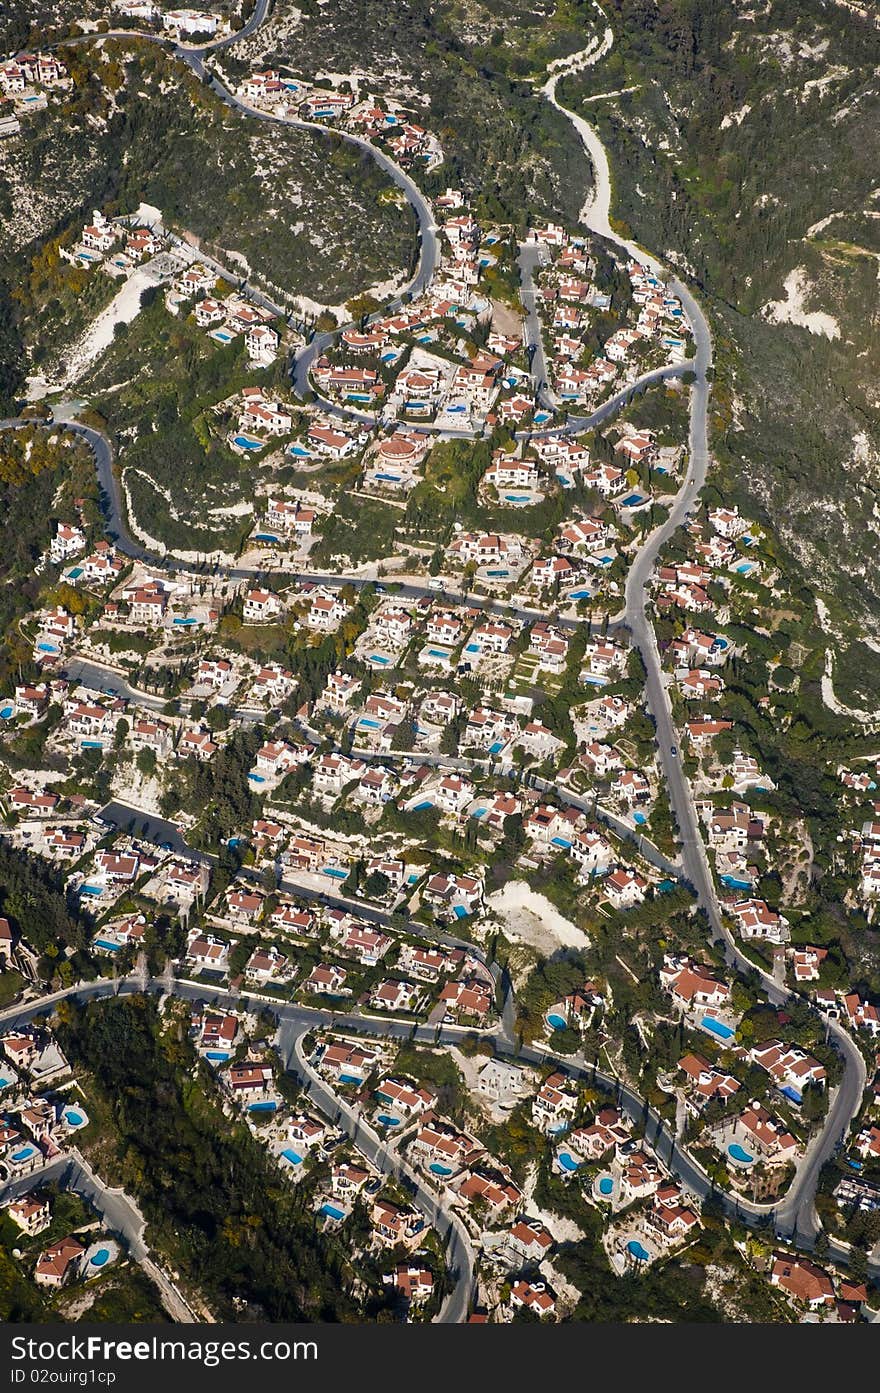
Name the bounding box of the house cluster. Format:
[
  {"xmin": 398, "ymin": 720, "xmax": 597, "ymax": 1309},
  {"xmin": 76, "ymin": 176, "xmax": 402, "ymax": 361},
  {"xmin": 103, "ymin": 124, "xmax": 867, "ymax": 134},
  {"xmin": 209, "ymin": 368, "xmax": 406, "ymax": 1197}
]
[
  {"xmin": 170, "ymin": 276, "xmax": 281, "ymax": 364},
  {"xmin": 524, "ymin": 224, "xmax": 690, "ymax": 406},
  {"xmin": 0, "ymin": 1028, "xmax": 86, "ymax": 1185},
  {"xmin": 851, "ymin": 817, "xmax": 880, "ymax": 911},
  {"xmin": 112, "ymin": 4, "xmax": 228, "ymax": 39},
  {"xmin": 239, "ymin": 74, "xmax": 444, "ymax": 170},
  {"xmin": 59, "ymin": 210, "xmax": 166, "ymax": 276},
  {"xmin": 306, "ymin": 191, "xmax": 540, "ymax": 434},
  {"xmin": 0, "ymin": 51, "xmax": 68, "ymax": 136}
]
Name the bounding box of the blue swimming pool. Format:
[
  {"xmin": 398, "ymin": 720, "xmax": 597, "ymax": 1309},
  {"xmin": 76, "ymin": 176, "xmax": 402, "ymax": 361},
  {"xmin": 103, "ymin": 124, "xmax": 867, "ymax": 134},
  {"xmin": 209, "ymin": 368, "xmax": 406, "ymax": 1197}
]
[
  {"xmin": 720, "ymin": 875, "xmax": 752, "ymax": 891},
  {"xmin": 633, "ymin": 812, "xmax": 647, "ymax": 825},
  {"xmin": 0, "ymin": 705, "xmax": 12, "ymax": 719},
  {"xmin": 80, "ymin": 885, "xmax": 103, "ymax": 897},
  {"xmin": 430, "ymin": 1163, "xmax": 453, "ymax": 1176},
  {"xmin": 452, "ymin": 905, "xmax": 470, "ymax": 919},
  {"xmin": 488, "ymin": 740, "xmax": 504, "ymax": 754},
  {"xmin": 486, "ymin": 569, "xmax": 509, "ymax": 578},
  {"xmin": 320, "ymin": 1203, "xmax": 345, "ymax": 1220},
  {"xmin": 413, "ymin": 800, "xmax": 433, "ymax": 811},
  {"xmin": 427, "ymin": 648, "xmax": 450, "ymax": 659},
  {"xmin": 369, "ymin": 654, "xmax": 390, "ymax": 664},
  {"xmin": 173, "ymin": 617, "xmax": 197, "ymax": 626},
  {"xmin": 358, "ymin": 717, "xmax": 380, "ymax": 729},
  {"xmin": 255, "ymin": 534, "xmax": 280, "ymax": 544},
  {"xmin": 735, "ymin": 562, "xmax": 755, "ymax": 575},
  {"xmin": 11, "ymin": 1146, "xmax": 36, "ymax": 1163},
  {"xmin": 233, "ymin": 435, "xmax": 264, "ymax": 450},
  {"xmin": 290, "ymin": 445, "xmax": 311, "ymax": 457},
  {"xmin": 558, "ymin": 1152, "xmax": 579, "ymax": 1172},
  {"xmin": 534, "ymin": 412, "xmax": 551, "ymax": 424},
  {"xmin": 281, "ymin": 1149, "xmax": 303, "ymax": 1166},
  {"xmin": 728, "ymin": 1144, "xmax": 754, "ymax": 1164},
  {"xmin": 505, "ymin": 494, "xmax": 531, "ymax": 503},
  {"xmin": 471, "ymin": 807, "xmax": 486, "ymax": 818},
  {"xmin": 94, "ymin": 938, "xmax": 119, "ymax": 951},
  {"xmin": 248, "ymin": 1101, "xmax": 277, "ymax": 1113},
  {"xmin": 338, "ymin": 1073, "xmax": 363, "ymax": 1086},
  {"xmin": 64, "ymin": 1109, "xmax": 84, "ymax": 1127},
  {"xmin": 90, "ymin": 1248, "xmax": 111, "ymax": 1268},
  {"xmin": 67, "ymin": 567, "xmax": 84, "ymax": 580},
  {"xmin": 464, "ymin": 643, "xmax": 480, "ymax": 654},
  {"xmin": 598, "ymin": 1176, "xmax": 614, "ymax": 1196},
  {"xmin": 627, "ymin": 1240, "xmax": 650, "ymax": 1262},
  {"xmin": 248, "ymin": 772, "xmax": 266, "ymax": 783},
  {"xmin": 205, "ymin": 1050, "xmax": 230, "ymax": 1062},
  {"xmin": 81, "ymin": 739, "xmax": 103, "ymax": 748},
  {"xmin": 37, "ymin": 642, "xmax": 59, "ymax": 653},
  {"xmin": 781, "ymin": 1085, "xmax": 802, "ymax": 1105},
  {"xmin": 569, "ymin": 589, "xmax": 592, "ymax": 600},
  {"xmin": 212, "ymin": 330, "xmax": 233, "ymax": 343},
  {"xmin": 323, "ymin": 867, "xmax": 348, "ymax": 879},
  {"xmin": 702, "ymin": 1016, "xmax": 735, "ymax": 1041},
  {"xmin": 547, "ymin": 1013, "xmax": 568, "ymax": 1031},
  {"xmin": 620, "ymin": 493, "xmax": 647, "ymax": 507},
  {"xmin": 375, "ymin": 472, "xmax": 401, "ymax": 483},
  {"xmin": 377, "ymin": 1114, "xmax": 400, "ymax": 1127},
  {"xmin": 551, "ymin": 836, "xmax": 572, "ymax": 849}
]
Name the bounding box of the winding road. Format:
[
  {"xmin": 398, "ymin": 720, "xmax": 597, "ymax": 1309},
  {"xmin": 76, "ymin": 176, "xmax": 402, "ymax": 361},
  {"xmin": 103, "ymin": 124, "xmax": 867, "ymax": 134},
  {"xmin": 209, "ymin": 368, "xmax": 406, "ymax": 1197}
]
[
  {"xmin": 539, "ymin": 25, "xmax": 868, "ymax": 1250},
  {"xmin": 4, "ymin": 0, "xmax": 872, "ymax": 1311},
  {"xmin": 1, "ymin": 971, "xmax": 875, "ymax": 1302}
]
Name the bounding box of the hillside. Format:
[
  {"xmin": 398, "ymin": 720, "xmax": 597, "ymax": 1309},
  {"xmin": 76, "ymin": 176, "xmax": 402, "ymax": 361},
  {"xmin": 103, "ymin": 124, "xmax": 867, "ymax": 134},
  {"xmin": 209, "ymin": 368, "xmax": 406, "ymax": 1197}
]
[
  {"xmin": 0, "ymin": 36, "xmax": 415, "ymax": 404},
  {"xmin": 557, "ymin": 0, "xmax": 880, "ymax": 642},
  {"xmin": 230, "ymin": 0, "xmax": 597, "ymax": 225}
]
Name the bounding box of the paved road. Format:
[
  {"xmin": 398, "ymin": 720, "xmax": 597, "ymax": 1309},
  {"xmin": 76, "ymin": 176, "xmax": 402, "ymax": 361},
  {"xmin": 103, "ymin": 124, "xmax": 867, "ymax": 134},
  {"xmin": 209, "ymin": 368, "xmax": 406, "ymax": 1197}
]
[
  {"xmin": 173, "ymin": 52, "xmax": 440, "ymax": 391},
  {"xmin": 545, "ymin": 57, "xmax": 869, "ymax": 1247},
  {"xmin": 0, "ymin": 974, "xmax": 478, "ymax": 1321},
  {"xmin": 64, "ymin": 656, "xmax": 168, "ymax": 713},
  {"xmin": 53, "ymin": 5, "xmax": 439, "ymax": 394},
  {"xmin": 203, "ymin": 0, "xmax": 271, "ymax": 52}
]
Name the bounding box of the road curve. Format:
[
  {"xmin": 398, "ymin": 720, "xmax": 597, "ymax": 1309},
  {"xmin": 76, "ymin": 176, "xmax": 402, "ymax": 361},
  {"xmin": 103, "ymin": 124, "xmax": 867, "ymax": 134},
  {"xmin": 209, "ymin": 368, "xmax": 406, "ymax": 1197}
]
[
  {"xmin": 280, "ymin": 1021, "xmax": 475, "ymax": 1323},
  {"xmin": 55, "ymin": 2, "xmax": 439, "ymax": 359},
  {"xmin": 8, "ymin": 0, "xmax": 870, "ymax": 1277},
  {"xmin": 1, "ymin": 974, "xmax": 875, "ymax": 1287},
  {"xmin": 541, "ymin": 27, "xmax": 867, "ymax": 1246},
  {"xmin": 0, "ymin": 1144, "xmax": 199, "ymax": 1320}
]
